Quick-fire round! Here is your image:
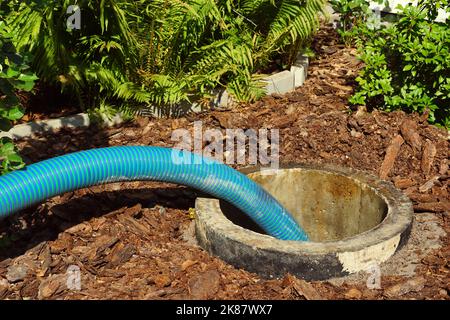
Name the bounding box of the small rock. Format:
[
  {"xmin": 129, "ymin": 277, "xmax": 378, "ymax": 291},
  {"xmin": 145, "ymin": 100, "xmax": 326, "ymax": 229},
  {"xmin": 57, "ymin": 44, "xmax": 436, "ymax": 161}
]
[
  {"xmin": 189, "ymin": 270, "xmax": 221, "ymax": 299},
  {"xmin": 322, "ymin": 45, "xmax": 338, "ymax": 54},
  {"xmin": 212, "ymin": 112, "xmax": 233, "ymax": 128},
  {"xmin": 181, "ymin": 221, "xmax": 198, "ymax": 246},
  {"xmin": 344, "ymin": 288, "xmax": 363, "ymax": 299},
  {"xmin": 354, "ymin": 106, "xmax": 367, "ymax": 118},
  {"xmin": 319, "ymin": 151, "xmax": 331, "ymax": 159},
  {"xmin": 6, "ymin": 264, "xmax": 29, "ymax": 283},
  {"xmin": 142, "ymin": 123, "xmax": 153, "ymax": 135},
  {"xmin": 64, "ymin": 255, "xmax": 76, "ymax": 265},
  {"xmin": 299, "ymin": 130, "xmax": 308, "ymax": 138},
  {"xmin": 438, "ymin": 289, "xmax": 448, "ymax": 297},
  {"xmin": 350, "ymin": 129, "xmax": 363, "ymax": 138},
  {"xmin": 157, "ymin": 205, "xmax": 167, "ymax": 216}
]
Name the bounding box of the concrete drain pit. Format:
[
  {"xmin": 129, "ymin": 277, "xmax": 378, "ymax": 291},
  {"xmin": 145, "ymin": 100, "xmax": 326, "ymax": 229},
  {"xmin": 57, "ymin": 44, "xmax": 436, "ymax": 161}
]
[{"xmin": 195, "ymin": 164, "xmax": 413, "ymax": 280}]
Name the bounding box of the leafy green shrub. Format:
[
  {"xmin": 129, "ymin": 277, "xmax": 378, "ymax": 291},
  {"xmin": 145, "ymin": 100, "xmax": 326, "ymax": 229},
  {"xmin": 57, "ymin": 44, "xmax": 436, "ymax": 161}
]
[
  {"xmin": 349, "ymin": 1, "xmax": 450, "ymax": 127},
  {"xmin": 0, "ymin": 137, "xmax": 25, "ymax": 174},
  {"xmin": 0, "ymin": 11, "xmax": 37, "ymax": 174},
  {"xmin": 6, "ymin": 0, "xmax": 325, "ymax": 114},
  {"xmin": 329, "ymin": 0, "xmax": 384, "ymax": 45}
]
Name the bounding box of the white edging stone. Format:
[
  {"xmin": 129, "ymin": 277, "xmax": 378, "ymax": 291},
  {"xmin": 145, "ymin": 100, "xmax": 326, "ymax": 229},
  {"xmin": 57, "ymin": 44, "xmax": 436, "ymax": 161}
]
[
  {"xmin": 264, "ymin": 54, "xmax": 308, "ymax": 95},
  {"xmin": 0, "ymin": 113, "xmax": 90, "ymax": 140},
  {"xmin": 264, "ymin": 70, "xmax": 295, "ymax": 95},
  {"xmin": 291, "ymin": 65, "xmax": 306, "ymax": 88}
]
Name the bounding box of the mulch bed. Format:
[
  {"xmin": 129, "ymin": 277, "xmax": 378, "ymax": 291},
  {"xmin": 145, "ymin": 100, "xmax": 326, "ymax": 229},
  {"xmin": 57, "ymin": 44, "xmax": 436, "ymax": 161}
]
[{"xmin": 0, "ymin": 26, "xmax": 448, "ymax": 300}]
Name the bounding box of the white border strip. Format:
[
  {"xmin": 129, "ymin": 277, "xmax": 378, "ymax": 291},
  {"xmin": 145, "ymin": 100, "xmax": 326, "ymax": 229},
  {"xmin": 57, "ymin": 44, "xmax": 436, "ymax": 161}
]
[{"xmin": 0, "ymin": 113, "xmax": 90, "ymax": 140}]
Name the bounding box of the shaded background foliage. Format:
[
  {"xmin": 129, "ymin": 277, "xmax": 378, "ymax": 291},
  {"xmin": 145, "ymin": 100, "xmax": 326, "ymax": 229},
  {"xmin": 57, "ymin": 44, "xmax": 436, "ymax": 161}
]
[
  {"xmin": 5, "ymin": 0, "xmax": 325, "ymax": 115},
  {"xmin": 332, "ymin": 0, "xmax": 450, "ymax": 127},
  {"xmin": 0, "ymin": 0, "xmax": 325, "ymax": 174}
]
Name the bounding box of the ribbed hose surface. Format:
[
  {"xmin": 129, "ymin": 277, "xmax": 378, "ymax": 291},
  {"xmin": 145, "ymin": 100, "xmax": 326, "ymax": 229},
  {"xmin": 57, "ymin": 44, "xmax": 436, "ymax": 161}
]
[{"xmin": 0, "ymin": 146, "xmax": 308, "ymax": 241}]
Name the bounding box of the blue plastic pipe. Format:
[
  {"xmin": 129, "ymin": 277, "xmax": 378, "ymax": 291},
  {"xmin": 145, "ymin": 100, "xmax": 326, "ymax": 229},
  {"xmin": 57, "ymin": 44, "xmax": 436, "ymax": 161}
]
[{"xmin": 0, "ymin": 146, "xmax": 309, "ymax": 241}]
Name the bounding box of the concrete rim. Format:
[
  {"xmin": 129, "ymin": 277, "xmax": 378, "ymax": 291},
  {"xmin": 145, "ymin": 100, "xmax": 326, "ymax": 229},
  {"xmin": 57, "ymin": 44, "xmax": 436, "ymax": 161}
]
[{"xmin": 195, "ymin": 163, "xmax": 413, "ymax": 279}]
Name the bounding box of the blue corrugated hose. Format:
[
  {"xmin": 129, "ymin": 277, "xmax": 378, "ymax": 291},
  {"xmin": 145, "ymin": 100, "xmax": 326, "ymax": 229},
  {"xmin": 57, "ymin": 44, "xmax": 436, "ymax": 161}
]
[{"xmin": 0, "ymin": 146, "xmax": 309, "ymax": 241}]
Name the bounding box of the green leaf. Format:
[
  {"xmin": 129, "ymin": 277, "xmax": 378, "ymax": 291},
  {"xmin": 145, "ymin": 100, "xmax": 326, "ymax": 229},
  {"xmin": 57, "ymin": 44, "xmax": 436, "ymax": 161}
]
[
  {"xmin": 403, "ymin": 65, "xmax": 413, "ymax": 71},
  {"xmin": 7, "ymin": 153, "xmax": 23, "ymax": 164},
  {"xmin": 18, "ymin": 73, "xmax": 38, "ymax": 82},
  {"xmin": 7, "ymin": 107, "xmax": 24, "ymax": 120}
]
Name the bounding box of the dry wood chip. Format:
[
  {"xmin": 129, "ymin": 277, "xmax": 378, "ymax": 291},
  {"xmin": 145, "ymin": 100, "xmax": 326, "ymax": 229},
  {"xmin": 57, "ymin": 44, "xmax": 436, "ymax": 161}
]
[{"xmin": 379, "ymin": 135, "xmax": 404, "ymax": 179}]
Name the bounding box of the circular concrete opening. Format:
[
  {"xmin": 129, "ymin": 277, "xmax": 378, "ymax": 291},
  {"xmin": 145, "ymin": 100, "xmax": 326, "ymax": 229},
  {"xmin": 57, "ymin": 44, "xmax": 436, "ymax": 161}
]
[{"xmin": 195, "ymin": 164, "xmax": 413, "ymax": 280}]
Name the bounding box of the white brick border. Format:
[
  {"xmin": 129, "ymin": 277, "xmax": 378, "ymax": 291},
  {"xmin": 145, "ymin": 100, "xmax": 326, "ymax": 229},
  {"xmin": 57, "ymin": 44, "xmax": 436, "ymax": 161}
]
[{"xmin": 0, "ymin": 113, "xmax": 90, "ymax": 140}]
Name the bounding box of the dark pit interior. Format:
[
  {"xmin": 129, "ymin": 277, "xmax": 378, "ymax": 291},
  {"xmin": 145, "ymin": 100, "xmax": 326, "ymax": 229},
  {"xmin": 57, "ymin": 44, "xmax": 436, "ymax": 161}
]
[{"xmin": 221, "ymin": 168, "xmax": 389, "ymax": 242}]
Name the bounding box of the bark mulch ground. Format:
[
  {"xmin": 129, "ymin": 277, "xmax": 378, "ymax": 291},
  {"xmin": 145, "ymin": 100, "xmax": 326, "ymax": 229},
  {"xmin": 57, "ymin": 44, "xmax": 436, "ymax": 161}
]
[{"xmin": 0, "ymin": 26, "xmax": 448, "ymax": 300}]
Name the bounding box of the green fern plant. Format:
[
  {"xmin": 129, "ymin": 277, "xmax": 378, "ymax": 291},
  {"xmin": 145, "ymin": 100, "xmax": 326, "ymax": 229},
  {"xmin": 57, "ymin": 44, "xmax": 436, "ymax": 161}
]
[
  {"xmin": 133, "ymin": 0, "xmax": 326, "ymax": 108},
  {"xmin": 6, "ymin": 0, "xmax": 325, "ymax": 115},
  {"xmin": 7, "ymin": 0, "xmax": 146, "ymax": 109}
]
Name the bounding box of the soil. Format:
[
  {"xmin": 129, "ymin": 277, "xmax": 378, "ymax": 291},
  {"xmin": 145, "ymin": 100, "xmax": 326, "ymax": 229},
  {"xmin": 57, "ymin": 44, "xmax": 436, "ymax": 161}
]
[
  {"xmin": 16, "ymin": 85, "xmax": 81, "ymax": 125},
  {"xmin": 0, "ymin": 26, "xmax": 448, "ymax": 300}
]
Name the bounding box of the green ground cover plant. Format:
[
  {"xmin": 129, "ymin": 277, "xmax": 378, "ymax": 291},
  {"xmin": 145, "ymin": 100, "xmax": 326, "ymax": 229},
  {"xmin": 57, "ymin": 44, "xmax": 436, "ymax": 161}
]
[{"xmin": 333, "ymin": 0, "xmax": 450, "ymax": 127}]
